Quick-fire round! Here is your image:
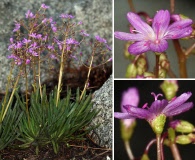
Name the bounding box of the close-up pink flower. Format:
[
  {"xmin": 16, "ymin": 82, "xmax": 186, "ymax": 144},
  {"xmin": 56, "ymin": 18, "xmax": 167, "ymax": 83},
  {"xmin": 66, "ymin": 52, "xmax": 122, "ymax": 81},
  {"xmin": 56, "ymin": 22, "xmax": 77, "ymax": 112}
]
[{"xmin": 115, "ymin": 10, "xmax": 193, "ymax": 55}]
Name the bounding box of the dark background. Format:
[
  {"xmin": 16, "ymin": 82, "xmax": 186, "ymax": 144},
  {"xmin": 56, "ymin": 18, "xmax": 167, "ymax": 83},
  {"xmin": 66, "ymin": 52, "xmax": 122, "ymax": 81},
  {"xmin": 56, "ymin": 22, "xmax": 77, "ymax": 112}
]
[{"xmin": 114, "ymin": 80, "xmax": 195, "ymax": 160}]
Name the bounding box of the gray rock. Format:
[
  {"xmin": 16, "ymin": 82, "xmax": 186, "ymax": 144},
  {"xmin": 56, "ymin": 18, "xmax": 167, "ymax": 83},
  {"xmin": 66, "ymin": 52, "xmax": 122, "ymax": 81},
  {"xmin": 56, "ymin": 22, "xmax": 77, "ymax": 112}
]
[
  {"xmin": 91, "ymin": 74, "xmax": 112, "ymax": 149},
  {"xmin": 0, "ymin": 0, "xmax": 112, "ymax": 92}
]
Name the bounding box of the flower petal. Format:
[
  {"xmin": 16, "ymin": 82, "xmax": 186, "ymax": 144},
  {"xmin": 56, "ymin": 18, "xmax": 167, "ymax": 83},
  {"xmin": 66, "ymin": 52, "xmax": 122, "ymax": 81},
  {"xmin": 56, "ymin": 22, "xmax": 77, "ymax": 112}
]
[
  {"xmin": 148, "ymin": 100, "xmax": 169, "ymax": 114},
  {"xmin": 121, "ymin": 87, "xmax": 139, "ymax": 112},
  {"xmin": 168, "ymin": 19, "xmax": 192, "ymax": 31},
  {"xmin": 114, "ymin": 112, "xmax": 135, "ymax": 119},
  {"xmin": 165, "ymin": 26, "xmax": 192, "ymax": 39},
  {"xmin": 114, "ymin": 32, "xmax": 145, "ymax": 41},
  {"xmin": 128, "ymin": 41, "xmax": 150, "ymax": 55},
  {"xmin": 162, "ymin": 92, "xmax": 192, "ymax": 113},
  {"xmin": 152, "ymin": 10, "xmax": 170, "ymax": 39},
  {"xmin": 149, "ymin": 39, "xmax": 168, "ymax": 52},
  {"xmin": 124, "ymin": 105, "xmax": 152, "ymax": 119},
  {"xmin": 127, "ymin": 12, "xmax": 154, "ymax": 37},
  {"xmin": 165, "ymin": 19, "xmax": 192, "ymax": 39},
  {"xmin": 165, "ymin": 102, "xmax": 193, "ymax": 117}
]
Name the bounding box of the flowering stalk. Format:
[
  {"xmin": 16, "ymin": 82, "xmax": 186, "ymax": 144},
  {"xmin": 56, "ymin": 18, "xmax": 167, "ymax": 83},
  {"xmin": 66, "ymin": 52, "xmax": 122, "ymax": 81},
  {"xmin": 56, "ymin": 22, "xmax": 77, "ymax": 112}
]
[
  {"xmin": 172, "ymin": 40, "xmax": 187, "ymax": 78},
  {"xmin": 80, "ymin": 50, "xmax": 94, "ymax": 100},
  {"xmin": 156, "ymin": 134, "xmax": 162, "ymax": 160},
  {"xmin": 1, "ymin": 69, "xmax": 21, "ymax": 122},
  {"xmin": 155, "ymin": 53, "xmax": 161, "ymax": 78},
  {"xmin": 124, "ymin": 141, "xmax": 134, "ymax": 160},
  {"xmin": 56, "ymin": 33, "xmax": 68, "ymax": 106}
]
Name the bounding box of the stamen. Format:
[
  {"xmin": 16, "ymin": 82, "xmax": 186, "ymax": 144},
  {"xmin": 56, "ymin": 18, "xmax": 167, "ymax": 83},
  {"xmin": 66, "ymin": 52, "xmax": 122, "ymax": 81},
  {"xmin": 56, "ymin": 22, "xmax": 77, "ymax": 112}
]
[
  {"xmin": 142, "ymin": 103, "xmax": 148, "ymax": 109},
  {"xmin": 151, "ymin": 92, "xmax": 163, "ymax": 101}
]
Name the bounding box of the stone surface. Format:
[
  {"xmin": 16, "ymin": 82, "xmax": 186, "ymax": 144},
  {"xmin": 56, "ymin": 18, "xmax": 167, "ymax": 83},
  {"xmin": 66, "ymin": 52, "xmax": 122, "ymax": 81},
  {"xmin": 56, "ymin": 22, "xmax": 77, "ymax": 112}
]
[
  {"xmin": 91, "ymin": 74, "xmax": 112, "ymax": 149},
  {"xmin": 0, "ymin": 0, "xmax": 112, "ymax": 92}
]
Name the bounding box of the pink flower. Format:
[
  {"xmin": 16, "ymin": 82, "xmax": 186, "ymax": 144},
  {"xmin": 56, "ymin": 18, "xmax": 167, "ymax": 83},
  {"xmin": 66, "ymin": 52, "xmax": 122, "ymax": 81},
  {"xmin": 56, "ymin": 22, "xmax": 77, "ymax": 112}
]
[{"xmin": 115, "ymin": 10, "xmax": 192, "ymax": 55}]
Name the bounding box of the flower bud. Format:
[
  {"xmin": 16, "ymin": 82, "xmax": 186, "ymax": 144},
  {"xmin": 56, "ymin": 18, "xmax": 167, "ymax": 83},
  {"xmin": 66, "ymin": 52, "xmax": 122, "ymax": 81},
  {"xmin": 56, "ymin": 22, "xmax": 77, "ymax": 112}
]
[
  {"xmin": 160, "ymin": 80, "xmax": 178, "ymax": 100},
  {"xmin": 168, "ymin": 128, "xmax": 176, "ymax": 142},
  {"xmin": 136, "ymin": 55, "xmax": 147, "ymax": 69},
  {"xmin": 143, "ymin": 72, "xmax": 155, "ymax": 78},
  {"xmin": 141, "ymin": 153, "xmax": 150, "ymax": 160},
  {"xmin": 176, "ymin": 135, "xmax": 191, "ymax": 145},
  {"xmin": 126, "ymin": 63, "xmax": 137, "ymax": 78},
  {"xmin": 170, "ymin": 120, "xmax": 194, "ymax": 133},
  {"xmin": 158, "ymin": 68, "xmax": 166, "ymax": 78},
  {"xmin": 124, "ymin": 41, "xmax": 135, "ymax": 60},
  {"xmin": 120, "ymin": 120, "xmax": 136, "ymax": 141},
  {"xmin": 120, "ymin": 88, "xmax": 139, "ymax": 140}
]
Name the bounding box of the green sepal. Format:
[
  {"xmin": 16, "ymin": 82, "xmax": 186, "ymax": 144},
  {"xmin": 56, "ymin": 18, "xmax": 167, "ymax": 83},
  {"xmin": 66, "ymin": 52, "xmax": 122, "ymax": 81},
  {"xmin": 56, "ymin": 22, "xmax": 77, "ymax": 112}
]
[
  {"xmin": 120, "ymin": 120, "xmax": 136, "ymax": 141},
  {"xmin": 150, "ymin": 114, "xmax": 166, "ymax": 135},
  {"xmin": 141, "ymin": 153, "xmax": 150, "ymax": 160},
  {"xmin": 168, "ymin": 128, "xmax": 175, "ymax": 142}
]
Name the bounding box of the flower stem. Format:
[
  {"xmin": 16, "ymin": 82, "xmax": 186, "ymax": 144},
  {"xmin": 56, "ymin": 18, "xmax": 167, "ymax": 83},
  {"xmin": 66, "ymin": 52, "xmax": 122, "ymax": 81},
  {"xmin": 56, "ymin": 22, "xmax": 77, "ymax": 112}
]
[
  {"xmin": 170, "ymin": 142, "xmax": 182, "ymax": 160},
  {"xmin": 124, "ymin": 140, "xmax": 134, "ymax": 160},
  {"xmin": 128, "ymin": 0, "xmax": 136, "ymax": 12},
  {"xmin": 172, "ymin": 40, "xmax": 187, "ymax": 78},
  {"xmin": 156, "ymin": 134, "xmax": 162, "ymax": 160},
  {"xmin": 1, "ymin": 70, "xmax": 21, "ymax": 122},
  {"xmin": 185, "ymin": 42, "xmax": 195, "ymax": 57},
  {"xmin": 80, "ymin": 51, "xmax": 94, "ymax": 100},
  {"xmin": 170, "ymin": 0, "xmax": 175, "ymax": 13},
  {"xmin": 155, "ymin": 53, "xmax": 161, "ymax": 78},
  {"xmin": 56, "ymin": 34, "xmax": 67, "ymax": 106}
]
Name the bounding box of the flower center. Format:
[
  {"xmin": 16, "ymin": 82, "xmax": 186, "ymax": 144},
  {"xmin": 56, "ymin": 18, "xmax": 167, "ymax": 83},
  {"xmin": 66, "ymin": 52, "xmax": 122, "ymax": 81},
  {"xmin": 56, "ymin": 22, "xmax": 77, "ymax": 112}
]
[
  {"xmin": 155, "ymin": 39, "xmax": 160, "ymax": 44},
  {"xmin": 151, "ymin": 92, "xmax": 163, "ymax": 101}
]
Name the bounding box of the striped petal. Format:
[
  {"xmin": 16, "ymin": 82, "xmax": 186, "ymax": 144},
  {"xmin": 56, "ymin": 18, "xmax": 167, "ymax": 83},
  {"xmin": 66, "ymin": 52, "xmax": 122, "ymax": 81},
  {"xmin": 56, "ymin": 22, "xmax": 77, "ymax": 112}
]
[
  {"xmin": 128, "ymin": 41, "xmax": 150, "ymax": 55},
  {"xmin": 114, "ymin": 32, "xmax": 145, "ymax": 41},
  {"xmin": 152, "ymin": 10, "xmax": 170, "ymax": 39},
  {"xmin": 149, "ymin": 39, "xmax": 168, "ymax": 52},
  {"xmin": 127, "ymin": 12, "xmax": 154, "ymax": 37},
  {"xmin": 114, "ymin": 112, "xmax": 135, "ymax": 119},
  {"xmin": 164, "ymin": 102, "xmax": 193, "ymax": 117}
]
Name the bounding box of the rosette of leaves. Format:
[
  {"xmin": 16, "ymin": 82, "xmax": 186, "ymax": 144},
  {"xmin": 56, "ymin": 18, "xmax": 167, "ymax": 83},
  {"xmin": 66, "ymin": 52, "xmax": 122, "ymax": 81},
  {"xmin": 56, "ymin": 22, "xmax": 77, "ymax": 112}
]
[
  {"xmin": 0, "ymin": 94, "xmax": 23, "ymax": 150},
  {"xmin": 16, "ymin": 86, "xmax": 99, "ymax": 154}
]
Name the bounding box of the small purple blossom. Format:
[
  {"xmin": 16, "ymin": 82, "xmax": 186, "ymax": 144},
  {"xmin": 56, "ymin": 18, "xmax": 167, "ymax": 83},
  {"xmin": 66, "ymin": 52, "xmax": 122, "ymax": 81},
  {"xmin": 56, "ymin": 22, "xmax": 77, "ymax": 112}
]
[
  {"xmin": 114, "ymin": 10, "xmax": 193, "ymax": 55},
  {"xmin": 80, "ymin": 30, "xmax": 90, "ymax": 37},
  {"xmin": 10, "ymin": 38, "xmax": 14, "ymax": 43},
  {"xmin": 78, "ymin": 21, "xmax": 83, "ymax": 25},
  {"xmin": 42, "ymin": 35, "xmax": 48, "ymax": 41},
  {"xmin": 48, "ymin": 45, "xmax": 54, "ymax": 50},
  {"xmin": 29, "ymin": 33, "xmax": 37, "ymax": 38},
  {"xmin": 106, "ymin": 44, "xmax": 112, "ymax": 51},
  {"xmin": 115, "ymin": 92, "xmax": 193, "ymax": 122},
  {"xmin": 50, "ymin": 54, "xmax": 58, "ymax": 60},
  {"xmin": 41, "ymin": 4, "xmax": 50, "ymax": 9},
  {"xmin": 14, "ymin": 41, "xmax": 23, "ymax": 49},
  {"xmin": 26, "ymin": 59, "xmax": 31, "ymax": 64},
  {"xmin": 60, "ymin": 14, "xmax": 74, "ymax": 19},
  {"xmin": 25, "ymin": 10, "xmax": 34, "ymax": 18},
  {"xmin": 66, "ymin": 38, "xmax": 79, "ymax": 45},
  {"xmin": 22, "ymin": 38, "xmax": 31, "ymax": 44},
  {"xmin": 51, "ymin": 22, "xmax": 57, "ymax": 32},
  {"xmin": 7, "ymin": 54, "xmax": 22, "ymax": 65},
  {"xmin": 95, "ymin": 35, "xmax": 107, "ymax": 44},
  {"xmin": 13, "ymin": 22, "xmax": 20, "ymax": 32}
]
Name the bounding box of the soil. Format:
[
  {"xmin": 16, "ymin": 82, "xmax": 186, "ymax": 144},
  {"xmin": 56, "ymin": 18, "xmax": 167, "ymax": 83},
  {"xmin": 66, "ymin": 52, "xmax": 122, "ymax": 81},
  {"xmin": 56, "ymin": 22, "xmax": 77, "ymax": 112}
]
[{"xmin": 0, "ymin": 136, "xmax": 112, "ymax": 160}]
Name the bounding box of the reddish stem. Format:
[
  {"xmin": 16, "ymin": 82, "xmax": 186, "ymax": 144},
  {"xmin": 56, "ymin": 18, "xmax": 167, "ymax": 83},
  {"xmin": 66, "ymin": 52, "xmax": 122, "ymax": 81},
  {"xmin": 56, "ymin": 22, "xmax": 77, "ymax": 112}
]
[
  {"xmin": 172, "ymin": 40, "xmax": 187, "ymax": 78},
  {"xmin": 170, "ymin": 0, "xmax": 175, "ymax": 13}
]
